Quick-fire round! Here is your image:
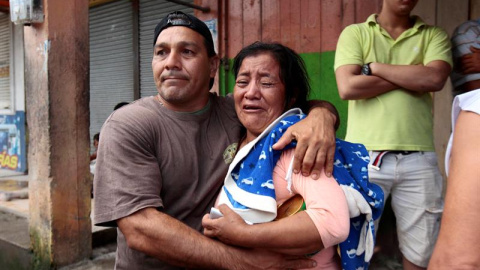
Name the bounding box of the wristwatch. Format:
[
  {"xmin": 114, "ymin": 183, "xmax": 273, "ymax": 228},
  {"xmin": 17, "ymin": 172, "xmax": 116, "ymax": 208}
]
[{"xmin": 361, "ymin": 62, "xmax": 372, "ymax": 76}]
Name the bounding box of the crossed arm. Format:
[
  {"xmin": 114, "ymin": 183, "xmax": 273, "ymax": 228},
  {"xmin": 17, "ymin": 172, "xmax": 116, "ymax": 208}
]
[
  {"xmin": 118, "ymin": 207, "xmax": 317, "ymax": 269},
  {"xmin": 335, "ymin": 60, "xmax": 451, "ymax": 100}
]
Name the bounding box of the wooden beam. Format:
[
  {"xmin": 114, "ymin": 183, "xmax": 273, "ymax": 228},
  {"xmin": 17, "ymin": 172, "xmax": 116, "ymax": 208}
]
[
  {"xmin": 25, "ymin": 0, "xmax": 92, "ymax": 266},
  {"xmin": 89, "ymin": 0, "xmax": 118, "ymax": 8},
  {"xmin": 438, "ymin": 0, "xmax": 468, "ymax": 35},
  {"xmin": 471, "ymin": 0, "xmax": 480, "ymax": 19}
]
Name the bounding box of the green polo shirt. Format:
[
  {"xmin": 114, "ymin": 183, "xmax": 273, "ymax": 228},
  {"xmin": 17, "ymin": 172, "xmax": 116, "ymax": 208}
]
[{"xmin": 334, "ymin": 14, "xmax": 452, "ymax": 151}]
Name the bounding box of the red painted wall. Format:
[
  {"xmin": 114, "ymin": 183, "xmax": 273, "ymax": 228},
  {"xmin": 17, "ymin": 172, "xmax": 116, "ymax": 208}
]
[{"xmin": 196, "ymin": 0, "xmax": 383, "ymax": 58}]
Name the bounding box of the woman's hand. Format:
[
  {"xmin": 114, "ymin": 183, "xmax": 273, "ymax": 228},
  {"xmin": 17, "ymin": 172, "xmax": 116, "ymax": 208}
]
[{"xmin": 202, "ymin": 204, "xmax": 251, "ymax": 246}]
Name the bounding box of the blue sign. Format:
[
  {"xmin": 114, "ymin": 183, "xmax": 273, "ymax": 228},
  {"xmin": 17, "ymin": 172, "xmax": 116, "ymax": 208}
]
[{"xmin": 0, "ymin": 111, "xmax": 26, "ymax": 172}]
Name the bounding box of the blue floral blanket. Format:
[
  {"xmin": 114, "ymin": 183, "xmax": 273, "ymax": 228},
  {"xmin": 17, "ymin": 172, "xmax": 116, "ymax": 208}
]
[{"xmin": 216, "ymin": 109, "xmax": 384, "ymax": 270}]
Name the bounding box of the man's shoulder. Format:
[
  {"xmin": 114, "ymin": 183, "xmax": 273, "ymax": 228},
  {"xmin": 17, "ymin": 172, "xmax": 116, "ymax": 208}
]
[
  {"xmin": 209, "ymin": 92, "xmax": 233, "ymax": 104},
  {"xmin": 422, "ymin": 24, "xmax": 448, "ymax": 34},
  {"xmin": 348, "ymin": 14, "xmax": 376, "ymax": 29},
  {"xmin": 338, "ymin": 18, "xmax": 375, "ymax": 44},
  {"xmin": 107, "ymin": 96, "xmax": 159, "ymax": 122},
  {"xmin": 453, "ymin": 19, "xmax": 480, "ymax": 36},
  {"xmin": 413, "ymin": 18, "xmax": 449, "ymax": 37},
  {"xmin": 452, "ymin": 20, "xmax": 480, "ymax": 45},
  {"xmin": 209, "ymin": 93, "xmax": 241, "ymax": 128},
  {"xmin": 209, "ymin": 93, "xmax": 235, "ymax": 113},
  {"xmin": 101, "ymin": 96, "xmax": 167, "ymax": 136},
  {"xmin": 341, "ymin": 21, "xmax": 370, "ymax": 34}
]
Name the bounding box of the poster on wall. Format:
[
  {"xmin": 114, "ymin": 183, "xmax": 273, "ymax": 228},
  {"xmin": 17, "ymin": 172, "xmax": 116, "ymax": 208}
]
[
  {"xmin": 0, "ymin": 111, "xmax": 26, "ymax": 172},
  {"xmin": 204, "ymin": 19, "xmax": 218, "ymax": 54}
]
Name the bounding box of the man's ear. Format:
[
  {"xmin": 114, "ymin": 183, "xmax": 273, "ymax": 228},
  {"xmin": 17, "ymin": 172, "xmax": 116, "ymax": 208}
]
[{"xmin": 209, "ymin": 55, "xmax": 220, "ymax": 78}]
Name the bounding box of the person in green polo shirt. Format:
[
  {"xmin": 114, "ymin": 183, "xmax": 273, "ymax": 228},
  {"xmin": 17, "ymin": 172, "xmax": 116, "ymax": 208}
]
[{"xmin": 334, "ymin": 0, "xmax": 452, "ymax": 269}]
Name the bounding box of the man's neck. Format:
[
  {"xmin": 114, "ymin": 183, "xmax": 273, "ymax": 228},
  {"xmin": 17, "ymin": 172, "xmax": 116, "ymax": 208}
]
[
  {"xmin": 156, "ymin": 93, "xmax": 211, "ymax": 114},
  {"xmin": 377, "ymin": 12, "xmax": 413, "ymax": 40}
]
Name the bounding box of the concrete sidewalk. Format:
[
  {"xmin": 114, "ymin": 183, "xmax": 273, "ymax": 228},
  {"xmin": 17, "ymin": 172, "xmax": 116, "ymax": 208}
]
[
  {"xmin": 0, "ymin": 171, "xmax": 28, "ymax": 218},
  {"xmin": 0, "ymin": 169, "xmax": 116, "ymax": 269},
  {"xmin": 0, "ymin": 209, "xmax": 116, "ymax": 270}
]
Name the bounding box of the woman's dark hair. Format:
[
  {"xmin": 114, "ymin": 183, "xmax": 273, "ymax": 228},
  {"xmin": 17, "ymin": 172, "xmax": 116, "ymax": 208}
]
[{"xmin": 232, "ymin": 42, "xmax": 310, "ymax": 112}]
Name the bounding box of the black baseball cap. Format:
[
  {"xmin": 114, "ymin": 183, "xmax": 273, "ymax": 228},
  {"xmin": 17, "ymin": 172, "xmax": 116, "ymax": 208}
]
[{"xmin": 153, "ymin": 11, "xmax": 216, "ymax": 57}]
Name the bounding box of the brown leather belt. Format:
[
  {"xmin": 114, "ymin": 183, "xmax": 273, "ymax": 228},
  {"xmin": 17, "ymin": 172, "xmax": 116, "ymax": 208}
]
[{"xmin": 371, "ymin": 151, "xmax": 422, "ymax": 170}]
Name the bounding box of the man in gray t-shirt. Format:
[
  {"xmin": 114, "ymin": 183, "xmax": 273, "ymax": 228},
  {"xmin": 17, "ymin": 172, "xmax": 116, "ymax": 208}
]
[{"xmin": 94, "ymin": 11, "xmax": 338, "ymax": 270}]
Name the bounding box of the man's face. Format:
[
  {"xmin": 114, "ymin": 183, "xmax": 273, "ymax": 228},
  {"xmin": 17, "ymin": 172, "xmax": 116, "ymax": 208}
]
[
  {"xmin": 384, "ymin": 0, "xmax": 418, "ymax": 16},
  {"xmin": 152, "ymin": 27, "xmax": 218, "ymax": 112}
]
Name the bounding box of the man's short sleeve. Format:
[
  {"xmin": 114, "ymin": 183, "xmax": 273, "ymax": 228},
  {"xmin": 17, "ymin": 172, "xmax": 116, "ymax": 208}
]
[
  {"xmin": 424, "ymin": 26, "xmax": 453, "ymax": 67},
  {"xmin": 334, "ymin": 25, "xmax": 365, "ymax": 70},
  {"xmin": 93, "ymin": 109, "xmax": 164, "ymax": 227},
  {"xmin": 451, "ymin": 20, "xmax": 480, "ymax": 89}
]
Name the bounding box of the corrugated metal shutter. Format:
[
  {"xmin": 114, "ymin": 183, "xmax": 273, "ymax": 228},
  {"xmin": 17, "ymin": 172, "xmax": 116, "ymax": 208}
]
[
  {"xmin": 89, "ymin": 0, "xmax": 134, "ymax": 138},
  {"xmin": 138, "ymin": 0, "xmax": 194, "ymax": 97},
  {"xmin": 0, "ymin": 13, "xmax": 11, "ymax": 110}
]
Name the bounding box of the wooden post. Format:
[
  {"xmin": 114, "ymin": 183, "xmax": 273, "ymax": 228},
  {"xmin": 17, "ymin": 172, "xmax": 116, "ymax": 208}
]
[{"xmin": 24, "ymin": 0, "xmax": 91, "ymax": 267}]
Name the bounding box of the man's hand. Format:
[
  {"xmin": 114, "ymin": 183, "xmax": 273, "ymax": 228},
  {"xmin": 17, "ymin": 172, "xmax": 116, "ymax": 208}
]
[
  {"xmin": 203, "ymin": 204, "xmax": 250, "ymax": 246},
  {"xmin": 460, "ymin": 46, "xmax": 480, "ymax": 74},
  {"xmin": 273, "ymin": 107, "xmax": 336, "ymax": 178}
]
